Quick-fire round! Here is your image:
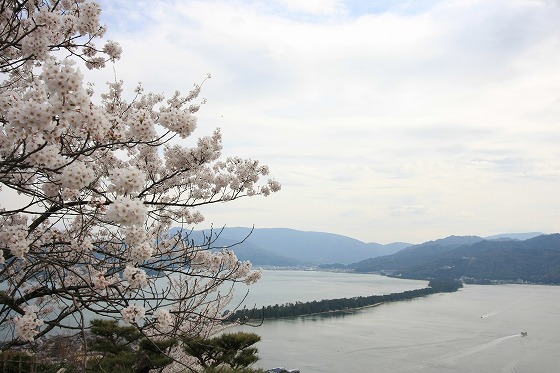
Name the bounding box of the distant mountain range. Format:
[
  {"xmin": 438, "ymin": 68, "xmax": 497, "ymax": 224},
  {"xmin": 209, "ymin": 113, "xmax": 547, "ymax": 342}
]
[
  {"xmin": 178, "ymin": 227, "xmax": 560, "ymax": 284},
  {"xmin": 181, "ymin": 227, "xmax": 554, "ymax": 277},
  {"xmin": 186, "ymin": 227, "xmax": 411, "ymax": 265}
]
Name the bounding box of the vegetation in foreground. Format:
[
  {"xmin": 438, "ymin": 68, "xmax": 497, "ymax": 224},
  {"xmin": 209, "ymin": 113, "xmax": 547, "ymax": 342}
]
[{"xmin": 0, "ymin": 322, "xmax": 263, "ymax": 373}]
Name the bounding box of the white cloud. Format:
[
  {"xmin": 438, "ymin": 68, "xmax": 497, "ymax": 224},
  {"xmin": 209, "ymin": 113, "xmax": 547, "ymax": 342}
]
[
  {"xmin": 278, "ymin": 0, "xmax": 344, "ymax": 15},
  {"xmin": 93, "ymin": 0, "xmax": 560, "ymax": 243}
]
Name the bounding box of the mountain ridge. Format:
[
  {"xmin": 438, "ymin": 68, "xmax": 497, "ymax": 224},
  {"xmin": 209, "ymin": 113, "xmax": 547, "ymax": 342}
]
[
  {"xmin": 190, "ymin": 227, "xmax": 411, "ymax": 265},
  {"xmin": 347, "ymin": 233, "xmax": 560, "ymax": 284},
  {"xmin": 176, "ymin": 227, "xmax": 547, "ymax": 269}
]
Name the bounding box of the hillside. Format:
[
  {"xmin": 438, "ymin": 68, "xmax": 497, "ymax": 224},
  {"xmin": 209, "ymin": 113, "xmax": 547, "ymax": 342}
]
[
  {"xmin": 349, "ymin": 235, "xmax": 485, "ymax": 272},
  {"xmin": 349, "ymin": 233, "xmax": 560, "ymax": 284}
]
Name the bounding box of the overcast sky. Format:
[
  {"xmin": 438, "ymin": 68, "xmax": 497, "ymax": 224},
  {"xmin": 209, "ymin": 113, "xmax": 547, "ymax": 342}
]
[{"xmin": 92, "ymin": 0, "xmax": 560, "ymax": 244}]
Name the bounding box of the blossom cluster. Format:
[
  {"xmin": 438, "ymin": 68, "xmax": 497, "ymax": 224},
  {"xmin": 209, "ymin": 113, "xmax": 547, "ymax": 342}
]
[
  {"xmin": 159, "ymin": 108, "xmax": 198, "ymax": 138},
  {"xmin": 121, "ymin": 304, "xmax": 145, "ymax": 324},
  {"xmin": 128, "ymin": 109, "xmax": 156, "ymax": 140},
  {"xmin": 261, "ymin": 179, "xmax": 282, "ymax": 196},
  {"xmin": 0, "ymin": 224, "xmax": 30, "ymax": 259},
  {"xmin": 108, "ymin": 167, "xmax": 147, "ymax": 196},
  {"xmin": 105, "ymin": 197, "xmax": 147, "ymax": 227},
  {"xmin": 102, "ymin": 40, "xmax": 123, "ymax": 61},
  {"xmin": 28, "ymin": 145, "xmax": 66, "ymax": 169},
  {"xmin": 129, "ymin": 243, "xmax": 153, "ymax": 264},
  {"xmin": 91, "ymin": 271, "xmax": 112, "ymax": 289},
  {"xmin": 1, "ymin": 0, "xmax": 116, "ymax": 71},
  {"xmin": 42, "ymin": 59, "xmax": 85, "ymax": 97},
  {"xmin": 5, "ymin": 99, "xmax": 56, "ymax": 143},
  {"xmin": 153, "ymin": 308, "xmax": 173, "ymax": 329},
  {"xmin": 123, "ymin": 226, "xmax": 149, "ymax": 247},
  {"xmin": 123, "ymin": 265, "xmax": 148, "ymax": 289},
  {"xmin": 190, "ymin": 248, "xmax": 262, "ymax": 285},
  {"xmin": 59, "ymin": 161, "xmax": 95, "ymax": 190},
  {"xmin": 14, "ymin": 306, "xmax": 44, "ymax": 342},
  {"xmin": 247, "ymin": 269, "xmax": 264, "ymax": 284}
]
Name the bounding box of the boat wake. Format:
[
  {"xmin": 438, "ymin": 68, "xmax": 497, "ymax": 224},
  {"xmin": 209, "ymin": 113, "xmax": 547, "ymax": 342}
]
[
  {"xmin": 480, "ymin": 310, "xmax": 504, "ymax": 318},
  {"xmin": 429, "ymin": 334, "xmax": 521, "ymax": 367},
  {"xmin": 344, "ymin": 336, "xmax": 483, "ymax": 354},
  {"xmin": 480, "ymin": 295, "xmax": 531, "ymax": 319}
]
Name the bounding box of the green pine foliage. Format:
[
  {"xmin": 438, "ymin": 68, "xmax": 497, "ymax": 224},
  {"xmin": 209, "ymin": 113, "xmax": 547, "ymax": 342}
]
[
  {"xmin": 87, "ymin": 321, "xmax": 261, "ymax": 372},
  {"xmin": 182, "ymin": 332, "xmax": 261, "ymax": 370},
  {"xmin": 87, "ymin": 319, "xmax": 177, "ymax": 373},
  {"xmin": 138, "ymin": 338, "xmax": 177, "ymax": 370}
]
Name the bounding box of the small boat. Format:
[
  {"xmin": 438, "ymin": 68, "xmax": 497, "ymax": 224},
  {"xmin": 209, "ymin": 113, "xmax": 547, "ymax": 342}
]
[{"xmin": 520, "ymin": 331, "xmax": 527, "ymax": 337}]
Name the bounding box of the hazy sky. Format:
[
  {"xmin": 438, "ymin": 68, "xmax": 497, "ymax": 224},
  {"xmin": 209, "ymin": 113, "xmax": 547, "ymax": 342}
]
[{"xmin": 91, "ymin": 0, "xmax": 560, "ymax": 244}]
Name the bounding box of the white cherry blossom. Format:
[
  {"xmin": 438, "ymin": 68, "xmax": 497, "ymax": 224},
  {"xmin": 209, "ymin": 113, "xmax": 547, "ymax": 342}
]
[
  {"xmin": 13, "ymin": 306, "xmax": 44, "ymax": 342},
  {"xmin": 123, "ymin": 265, "xmax": 149, "ymax": 289},
  {"xmin": 0, "ymin": 0, "xmax": 280, "ymax": 360},
  {"xmin": 121, "ymin": 304, "xmax": 146, "ymax": 325}
]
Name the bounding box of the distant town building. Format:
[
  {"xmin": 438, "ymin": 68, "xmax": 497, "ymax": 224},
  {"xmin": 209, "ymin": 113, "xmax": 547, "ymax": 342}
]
[{"xmin": 267, "ymin": 368, "xmax": 300, "ymax": 373}]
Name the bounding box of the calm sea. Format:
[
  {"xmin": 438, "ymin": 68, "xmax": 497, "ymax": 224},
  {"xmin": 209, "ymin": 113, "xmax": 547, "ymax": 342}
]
[{"xmin": 230, "ymin": 270, "xmax": 560, "ymax": 373}]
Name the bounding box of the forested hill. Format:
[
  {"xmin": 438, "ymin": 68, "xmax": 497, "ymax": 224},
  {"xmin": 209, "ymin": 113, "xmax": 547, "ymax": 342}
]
[{"xmin": 346, "ymin": 234, "xmax": 560, "ymax": 284}]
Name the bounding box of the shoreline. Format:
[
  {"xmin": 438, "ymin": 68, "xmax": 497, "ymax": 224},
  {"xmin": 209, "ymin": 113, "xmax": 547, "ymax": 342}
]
[{"xmin": 228, "ymin": 279, "xmax": 462, "ymax": 322}]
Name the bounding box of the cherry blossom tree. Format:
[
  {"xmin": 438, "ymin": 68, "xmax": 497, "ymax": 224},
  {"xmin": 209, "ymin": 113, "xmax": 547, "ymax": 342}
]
[{"xmin": 0, "ymin": 0, "xmax": 280, "ymax": 364}]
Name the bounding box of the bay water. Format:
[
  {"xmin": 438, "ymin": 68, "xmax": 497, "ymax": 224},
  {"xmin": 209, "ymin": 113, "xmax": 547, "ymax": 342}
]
[{"xmin": 230, "ymin": 270, "xmax": 560, "ymax": 373}]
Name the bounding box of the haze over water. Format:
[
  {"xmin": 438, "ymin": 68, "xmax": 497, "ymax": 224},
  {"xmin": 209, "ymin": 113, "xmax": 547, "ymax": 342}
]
[{"xmin": 232, "ymin": 271, "xmax": 560, "ymax": 372}]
